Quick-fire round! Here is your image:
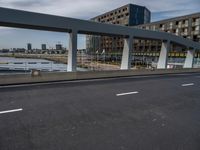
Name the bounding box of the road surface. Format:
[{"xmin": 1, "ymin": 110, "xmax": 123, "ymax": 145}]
[{"xmin": 0, "ymin": 73, "xmax": 200, "ymax": 150}]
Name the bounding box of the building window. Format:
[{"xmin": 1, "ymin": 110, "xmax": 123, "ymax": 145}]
[
  {"xmin": 193, "ymin": 18, "xmax": 197, "ymax": 22},
  {"xmin": 195, "ymin": 26, "xmax": 199, "ymax": 31}
]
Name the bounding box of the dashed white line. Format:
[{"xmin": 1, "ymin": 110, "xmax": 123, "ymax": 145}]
[
  {"xmin": 181, "ymin": 83, "xmax": 194, "ymax": 87},
  {"xmin": 0, "ymin": 108, "xmax": 23, "ymax": 115},
  {"xmin": 116, "ymin": 91, "xmax": 139, "ymax": 96}
]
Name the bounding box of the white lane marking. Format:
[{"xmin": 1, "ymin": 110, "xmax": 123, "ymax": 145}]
[
  {"xmin": 181, "ymin": 83, "xmax": 194, "ymax": 87},
  {"xmin": 0, "ymin": 108, "xmax": 23, "ymax": 115},
  {"xmin": 116, "ymin": 91, "xmax": 139, "ymax": 96}
]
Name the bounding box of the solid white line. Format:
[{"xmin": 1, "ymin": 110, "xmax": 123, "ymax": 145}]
[
  {"xmin": 116, "ymin": 91, "xmax": 139, "ymax": 96},
  {"xmin": 181, "ymin": 83, "xmax": 194, "ymax": 87},
  {"xmin": 0, "ymin": 108, "xmax": 23, "ymax": 115}
]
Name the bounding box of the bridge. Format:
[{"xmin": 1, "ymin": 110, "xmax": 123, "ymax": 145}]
[
  {"xmin": 1, "ymin": 7, "xmax": 200, "ymax": 150},
  {"xmin": 0, "ymin": 7, "xmax": 200, "ymax": 72},
  {"xmin": 0, "ymin": 73, "xmax": 200, "ymax": 150}
]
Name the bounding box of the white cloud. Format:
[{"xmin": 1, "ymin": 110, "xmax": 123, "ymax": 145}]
[{"xmin": 0, "ymin": 0, "xmax": 198, "ymax": 19}]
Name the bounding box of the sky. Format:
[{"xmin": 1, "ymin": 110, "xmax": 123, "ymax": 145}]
[{"xmin": 0, "ymin": 0, "xmax": 199, "ymax": 49}]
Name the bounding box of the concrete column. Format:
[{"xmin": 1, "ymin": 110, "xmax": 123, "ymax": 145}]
[
  {"xmin": 68, "ymin": 30, "xmax": 77, "ymax": 72},
  {"xmin": 183, "ymin": 50, "xmax": 195, "ymax": 68},
  {"xmin": 121, "ymin": 36, "xmax": 133, "ymax": 70},
  {"xmin": 157, "ymin": 41, "xmax": 170, "ymax": 69}
]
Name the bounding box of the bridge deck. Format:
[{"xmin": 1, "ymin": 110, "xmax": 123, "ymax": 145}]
[{"xmin": 0, "ymin": 73, "xmax": 200, "ymax": 150}]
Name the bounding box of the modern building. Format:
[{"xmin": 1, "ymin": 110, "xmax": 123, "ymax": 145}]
[
  {"xmin": 27, "ymin": 43, "xmax": 32, "ymax": 50},
  {"xmin": 56, "ymin": 44, "xmax": 62, "ymax": 50},
  {"xmin": 41, "ymin": 44, "xmax": 47, "ymax": 50},
  {"xmin": 135, "ymin": 12, "xmax": 200, "ymax": 53},
  {"xmin": 86, "ymin": 4, "xmax": 151, "ymax": 53}
]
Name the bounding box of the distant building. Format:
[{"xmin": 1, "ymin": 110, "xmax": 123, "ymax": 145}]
[
  {"xmin": 41, "ymin": 44, "xmax": 47, "ymax": 50},
  {"xmin": 86, "ymin": 4, "xmax": 151, "ymax": 53},
  {"xmin": 56, "ymin": 44, "xmax": 62, "ymax": 50},
  {"xmin": 0, "ymin": 49, "xmax": 9, "ymax": 53},
  {"xmin": 13, "ymin": 48, "xmax": 26, "ymax": 53},
  {"xmin": 27, "ymin": 43, "xmax": 32, "ymax": 50}
]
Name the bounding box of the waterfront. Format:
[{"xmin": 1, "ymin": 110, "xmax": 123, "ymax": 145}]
[{"xmin": 0, "ymin": 57, "xmax": 87, "ymax": 75}]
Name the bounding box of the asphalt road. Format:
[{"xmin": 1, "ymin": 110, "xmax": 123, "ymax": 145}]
[{"xmin": 0, "ymin": 73, "xmax": 200, "ymax": 150}]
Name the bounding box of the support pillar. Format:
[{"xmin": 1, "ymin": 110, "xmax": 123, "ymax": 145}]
[
  {"xmin": 157, "ymin": 41, "xmax": 170, "ymax": 69},
  {"xmin": 68, "ymin": 30, "xmax": 77, "ymax": 72},
  {"xmin": 183, "ymin": 50, "xmax": 195, "ymax": 68},
  {"xmin": 120, "ymin": 36, "xmax": 133, "ymax": 70}
]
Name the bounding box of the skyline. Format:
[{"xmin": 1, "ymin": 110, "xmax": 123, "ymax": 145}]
[{"xmin": 0, "ymin": 0, "xmax": 199, "ymax": 49}]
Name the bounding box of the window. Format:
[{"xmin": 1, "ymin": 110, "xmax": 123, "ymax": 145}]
[
  {"xmin": 125, "ymin": 13, "xmax": 129, "ymax": 16},
  {"xmin": 195, "ymin": 26, "xmax": 199, "ymax": 31}
]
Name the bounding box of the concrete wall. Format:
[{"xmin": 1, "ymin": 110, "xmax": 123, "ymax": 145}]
[{"xmin": 0, "ymin": 69, "xmax": 200, "ymax": 86}]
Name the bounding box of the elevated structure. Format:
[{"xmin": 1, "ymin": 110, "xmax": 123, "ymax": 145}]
[{"xmin": 0, "ymin": 7, "xmax": 200, "ymax": 72}]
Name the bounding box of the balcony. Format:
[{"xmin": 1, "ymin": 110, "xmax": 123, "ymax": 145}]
[
  {"xmin": 182, "ymin": 32, "xmax": 189, "ymax": 36},
  {"xmin": 192, "ymin": 22, "xmax": 200, "ymax": 26},
  {"xmin": 178, "ymin": 24, "xmax": 182, "ymax": 28},
  {"xmin": 191, "ymin": 30, "xmax": 200, "ymax": 35},
  {"xmin": 182, "ymin": 23, "xmax": 189, "ymax": 28}
]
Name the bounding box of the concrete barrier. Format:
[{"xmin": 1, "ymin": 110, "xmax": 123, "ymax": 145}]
[{"xmin": 0, "ymin": 69, "xmax": 200, "ymax": 86}]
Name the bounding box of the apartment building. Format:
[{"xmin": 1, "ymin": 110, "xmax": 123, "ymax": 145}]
[
  {"xmin": 135, "ymin": 13, "xmax": 200, "ymax": 52},
  {"xmin": 86, "ymin": 4, "xmax": 151, "ymax": 53}
]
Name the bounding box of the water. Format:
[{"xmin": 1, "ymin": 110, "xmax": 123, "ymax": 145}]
[{"xmin": 0, "ymin": 57, "xmax": 87, "ymax": 75}]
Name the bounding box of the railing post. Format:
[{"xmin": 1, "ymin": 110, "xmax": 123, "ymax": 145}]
[
  {"xmin": 68, "ymin": 30, "xmax": 77, "ymax": 72},
  {"xmin": 121, "ymin": 36, "xmax": 133, "ymax": 70},
  {"xmin": 183, "ymin": 49, "xmax": 195, "ymax": 68},
  {"xmin": 157, "ymin": 40, "xmax": 170, "ymax": 69}
]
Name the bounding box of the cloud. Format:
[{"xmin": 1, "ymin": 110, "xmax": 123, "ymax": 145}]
[
  {"xmin": 151, "ymin": 9, "xmax": 198, "ymax": 21},
  {"xmin": 10, "ymin": 0, "xmax": 48, "ymax": 7},
  {"xmin": 0, "ymin": 0, "xmax": 199, "ymax": 20}
]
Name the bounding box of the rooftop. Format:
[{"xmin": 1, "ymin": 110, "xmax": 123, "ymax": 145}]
[
  {"xmin": 137, "ymin": 12, "xmax": 200, "ymax": 26},
  {"xmin": 90, "ymin": 3, "xmax": 150, "ymax": 20}
]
